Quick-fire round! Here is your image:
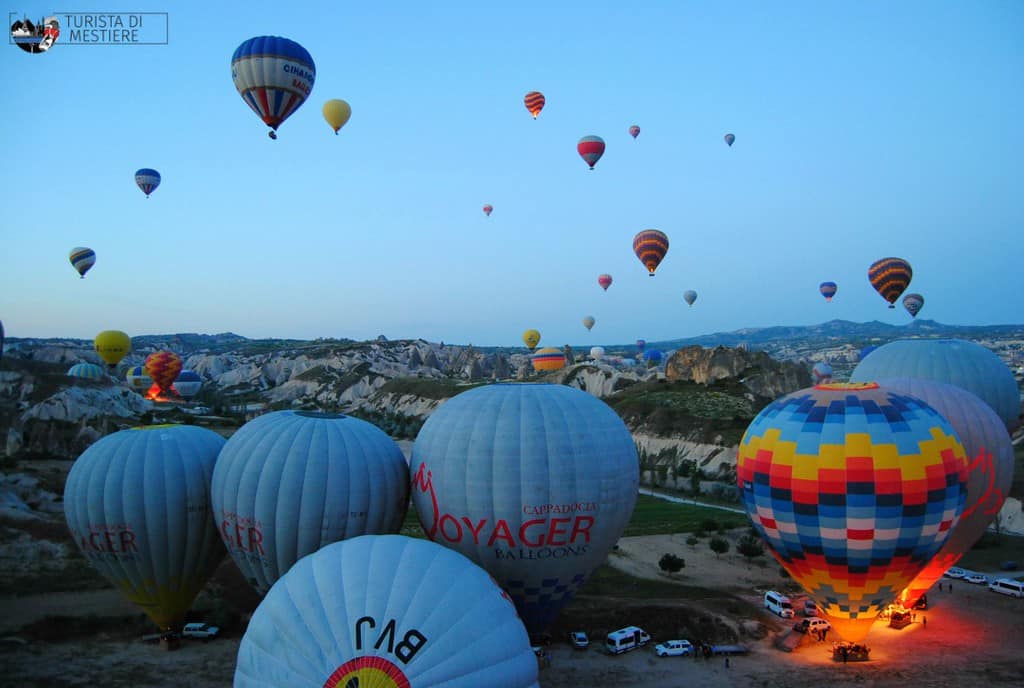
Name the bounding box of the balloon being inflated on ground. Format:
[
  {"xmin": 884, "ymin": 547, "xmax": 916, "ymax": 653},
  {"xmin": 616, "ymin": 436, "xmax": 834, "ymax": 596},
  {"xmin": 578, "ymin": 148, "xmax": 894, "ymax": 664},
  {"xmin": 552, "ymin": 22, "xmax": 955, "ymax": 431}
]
[
  {"xmin": 410, "ymin": 383, "xmax": 638, "ymax": 637},
  {"xmin": 235, "ymin": 535, "xmax": 539, "ymax": 688},
  {"xmin": 736, "ymin": 382, "xmax": 967, "ymax": 642}
]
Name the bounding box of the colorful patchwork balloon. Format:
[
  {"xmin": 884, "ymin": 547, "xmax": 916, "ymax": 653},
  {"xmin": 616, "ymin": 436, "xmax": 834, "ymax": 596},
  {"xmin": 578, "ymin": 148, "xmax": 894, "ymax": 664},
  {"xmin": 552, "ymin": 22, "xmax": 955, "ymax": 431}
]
[
  {"xmin": 144, "ymin": 351, "xmax": 183, "ymax": 395},
  {"xmin": 737, "ymin": 382, "xmax": 967, "ymax": 642}
]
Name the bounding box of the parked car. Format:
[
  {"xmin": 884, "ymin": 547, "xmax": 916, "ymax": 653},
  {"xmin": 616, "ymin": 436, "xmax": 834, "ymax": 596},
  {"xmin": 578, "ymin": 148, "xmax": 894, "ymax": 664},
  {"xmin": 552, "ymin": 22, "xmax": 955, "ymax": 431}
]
[
  {"xmin": 793, "ymin": 618, "xmax": 832, "ymax": 634},
  {"xmin": 569, "ymin": 631, "xmax": 589, "ymax": 649},
  {"xmin": 654, "ymin": 639, "xmax": 694, "ymax": 657},
  {"xmin": 802, "ymin": 600, "xmax": 818, "ymax": 617},
  {"xmin": 764, "ymin": 590, "xmax": 795, "ymax": 619},
  {"xmin": 181, "ymin": 622, "xmax": 220, "ymax": 640},
  {"xmin": 943, "ymin": 567, "xmax": 966, "ymax": 579},
  {"xmin": 965, "ymin": 572, "xmax": 988, "ymax": 585}
]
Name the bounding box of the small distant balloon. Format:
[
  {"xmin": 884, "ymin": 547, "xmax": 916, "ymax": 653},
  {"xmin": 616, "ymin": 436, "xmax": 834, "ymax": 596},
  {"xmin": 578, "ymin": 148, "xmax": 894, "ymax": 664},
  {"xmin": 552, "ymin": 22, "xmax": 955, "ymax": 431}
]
[
  {"xmin": 134, "ymin": 168, "xmax": 161, "ymax": 198},
  {"xmin": 629, "ymin": 125, "xmax": 640, "ymax": 139},
  {"xmin": 811, "ymin": 361, "xmax": 833, "ymax": 383},
  {"xmin": 322, "ymin": 99, "xmax": 351, "ymax": 134},
  {"xmin": 590, "ymin": 346, "xmax": 605, "ymax": 360},
  {"xmin": 582, "ymin": 315, "xmax": 595, "ymax": 331},
  {"xmin": 522, "ymin": 329, "xmax": 541, "ymax": 352},
  {"xmin": 724, "ymin": 133, "xmax": 735, "ymax": 147},
  {"xmin": 69, "ymin": 247, "xmax": 96, "ymax": 279},
  {"xmin": 683, "ymin": 290, "xmax": 697, "ymax": 306},
  {"xmin": 482, "ymin": 204, "xmax": 493, "ymax": 216},
  {"xmin": 524, "ymin": 91, "xmax": 545, "ymax": 119},
  {"xmin": 903, "ymin": 293, "xmax": 925, "ymax": 318},
  {"xmin": 598, "ymin": 274, "xmax": 613, "ymax": 291},
  {"xmin": 577, "ymin": 135, "xmax": 606, "ymax": 170},
  {"xmin": 636, "ymin": 339, "xmax": 646, "ymax": 352},
  {"xmin": 819, "ymin": 281, "xmax": 837, "ymax": 302},
  {"xmin": 633, "ymin": 229, "xmax": 669, "ymax": 276}
]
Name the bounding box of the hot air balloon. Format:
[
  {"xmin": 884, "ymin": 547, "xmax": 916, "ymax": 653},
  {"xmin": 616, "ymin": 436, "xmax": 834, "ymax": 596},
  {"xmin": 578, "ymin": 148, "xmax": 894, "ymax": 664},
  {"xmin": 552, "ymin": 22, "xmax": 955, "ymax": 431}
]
[
  {"xmin": 143, "ymin": 351, "xmax": 182, "ymax": 396},
  {"xmin": 636, "ymin": 339, "xmax": 646, "ymax": 353},
  {"xmin": 875, "ymin": 378, "xmax": 1015, "ymax": 609},
  {"xmin": 736, "ymin": 382, "xmax": 967, "ymax": 642},
  {"xmin": 851, "ymin": 338, "xmax": 1020, "ymax": 432},
  {"xmin": 598, "ymin": 274, "xmax": 613, "ymax": 291},
  {"xmin": 134, "ymin": 168, "xmax": 160, "ymax": 198},
  {"xmin": 903, "ymin": 293, "xmax": 924, "ymax": 318},
  {"xmin": 94, "ymin": 330, "xmax": 131, "ymax": 369},
  {"xmin": 234, "ymin": 536, "xmax": 539, "ymax": 688},
  {"xmin": 724, "ymin": 133, "xmax": 735, "ymax": 147},
  {"xmin": 410, "ymin": 384, "xmax": 638, "ymax": 636},
  {"xmin": 819, "ymin": 282, "xmax": 837, "ymax": 302},
  {"xmin": 683, "ymin": 290, "xmax": 697, "ymax": 306},
  {"xmin": 126, "ymin": 365, "xmax": 152, "ymax": 391},
  {"xmin": 523, "ymin": 91, "xmax": 545, "ymax": 119},
  {"xmin": 67, "ymin": 362, "xmax": 106, "ymax": 380},
  {"xmin": 211, "ymin": 410, "xmax": 409, "ymax": 596},
  {"xmin": 69, "ymin": 247, "xmax": 96, "ymax": 278},
  {"xmin": 643, "ymin": 349, "xmax": 663, "ymax": 364},
  {"xmin": 633, "ymin": 230, "xmax": 669, "ymax": 276},
  {"xmin": 590, "ymin": 346, "xmax": 605, "ymax": 361},
  {"xmin": 582, "ymin": 315, "xmax": 595, "ymax": 331},
  {"xmin": 577, "ymin": 135, "xmax": 606, "ymax": 170},
  {"xmin": 482, "ymin": 204, "xmax": 493, "ymax": 216},
  {"xmin": 859, "ymin": 345, "xmax": 878, "ymax": 361},
  {"xmin": 530, "ymin": 347, "xmax": 566, "ymax": 372},
  {"xmin": 522, "ymin": 329, "xmax": 541, "ymax": 352},
  {"xmin": 811, "ymin": 361, "xmax": 832, "ymax": 383},
  {"xmin": 232, "ymin": 36, "xmax": 315, "ymax": 139},
  {"xmin": 322, "ymin": 98, "xmax": 351, "ymax": 134},
  {"xmin": 63, "ymin": 425, "xmax": 226, "ymax": 631},
  {"xmin": 172, "ymin": 370, "xmax": 203, "ymax": 399},
  {"xmin": 868, "ymin": 257, "xmax": 912, "ymax": 308},
  {"xmin": 629, "ymin": 125, "xmax": 640, "ymax": 139}
]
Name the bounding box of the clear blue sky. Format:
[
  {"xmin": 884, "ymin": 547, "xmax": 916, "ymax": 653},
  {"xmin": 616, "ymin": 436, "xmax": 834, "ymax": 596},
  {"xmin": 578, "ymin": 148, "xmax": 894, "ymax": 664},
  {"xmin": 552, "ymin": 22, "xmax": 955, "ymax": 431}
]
[{"xmin": 3, "ymin": 1, "xmax": 1022, "ymax": 347}]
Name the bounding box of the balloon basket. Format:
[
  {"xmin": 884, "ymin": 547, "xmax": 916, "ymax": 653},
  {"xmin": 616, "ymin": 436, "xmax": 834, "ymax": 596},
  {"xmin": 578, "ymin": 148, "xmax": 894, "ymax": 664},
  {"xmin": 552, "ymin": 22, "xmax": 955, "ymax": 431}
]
[{"xmin": 159, "ymin": 633, "xmax": 181, "ymax": 652}]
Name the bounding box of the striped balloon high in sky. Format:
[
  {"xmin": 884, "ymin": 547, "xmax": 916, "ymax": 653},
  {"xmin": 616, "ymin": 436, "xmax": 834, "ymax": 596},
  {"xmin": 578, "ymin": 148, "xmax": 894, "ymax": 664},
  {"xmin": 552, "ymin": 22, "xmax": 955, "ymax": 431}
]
[
  {"xmin": 737, "ymin": 382, "xmax": 967, "ymax": 642},
  {"xmin": 69, "ymin": 247, "xmax": 96, "ymax": 278},
  {"xmin": 632, "ymin": 229, "xmax": 669, "ymax": 276},
  {"xmin": 868, "ymin": 257, "xmax": 912, "ymax": 308},
  {"xmin": 231, "ymin": 36, "xmax": 315, "ymax": 139},
  {"xmin": 819, "ymin": 281, "xmax": 837, "ymax": 302},
  {"xmin": 523, "ymin": 90, "xmax": 545, "ymax": 119},
  {"xmin": 576, "ymin": 135, "xmax": 605, "ymax": 170},
  {"xmin": 134, "ymin": 168, "xmax": 160, "ymax": 198}
]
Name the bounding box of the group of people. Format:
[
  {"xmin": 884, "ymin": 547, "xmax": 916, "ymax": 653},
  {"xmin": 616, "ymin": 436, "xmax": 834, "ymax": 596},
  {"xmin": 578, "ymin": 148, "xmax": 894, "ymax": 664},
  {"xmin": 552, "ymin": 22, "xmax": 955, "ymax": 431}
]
[{"xmin": 832, "ymin": 641, "xmax": 870, "ymax": 663}]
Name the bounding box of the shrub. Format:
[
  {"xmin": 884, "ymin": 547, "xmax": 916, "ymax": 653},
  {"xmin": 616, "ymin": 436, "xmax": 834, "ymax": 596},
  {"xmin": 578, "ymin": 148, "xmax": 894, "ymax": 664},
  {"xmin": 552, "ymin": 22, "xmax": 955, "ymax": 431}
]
[
  {"xmin": 686, "ymin": 536, "xmax": 700, "ymax": 549},
  {"xmin": 659, "ymin": 553, "xmax": 685, "ymax": 574},
  {"xmin": 737, "ymin": 534, "xmax": 765, "ymax": 560},
  {"xmin": 709, "ymin": 536, "xmax": 730, "ymax": 559}
]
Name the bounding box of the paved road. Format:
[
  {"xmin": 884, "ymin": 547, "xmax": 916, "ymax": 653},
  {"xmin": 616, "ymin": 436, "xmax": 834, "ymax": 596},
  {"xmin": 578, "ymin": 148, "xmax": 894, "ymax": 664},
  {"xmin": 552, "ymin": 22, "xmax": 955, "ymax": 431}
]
[{"xmin": 640, "ymin": 488, "xmax": 746, "ymax": 514}]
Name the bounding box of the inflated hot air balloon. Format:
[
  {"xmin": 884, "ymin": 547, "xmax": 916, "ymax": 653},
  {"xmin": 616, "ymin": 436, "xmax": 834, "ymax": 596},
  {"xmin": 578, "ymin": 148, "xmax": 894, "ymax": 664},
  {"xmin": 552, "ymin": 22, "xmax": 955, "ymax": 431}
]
[
  {"xmin": 522, "ymin": 329, "xmax": 541, "ymax": 352},
  {"xmin": 232, "ymin": 36, "xmax": 315, "ymax": 139},
  {"xmin": 598, "ymin": 274, "xmax": 613, "ymax": 291},
  {"xmin": 629, "ymin": 125, "xmax": 640, "ymax": 139},
  {"xmin": 523, "ymin": 91, "xmax": 545, "ymax": 119},
  {"xmin": 69, "ymin": 247, "xmax": 96, "ymax": 278},
  {"xmin": 577, "ymin": 135, "xmax": 606, "ymax": 170},
  {"xmin": 683, "ymin": 290, "xmax": 697, "ymax": 306},
  {"xmin": 875, "ymin": 378, "xmax": 1015, "ymax": 609},
  {"xmin": 94, "ymin": 330, "xmax": 131, "ymax": 369},
  {"xmin": 724, "ymin": 133, "xmax": 735, "ymax": 147},
  {"xmin": 322, "ymin": 98, "xmax": 351, "ymax": 134},
  {"xmin": 811, "ymin": 361, "xmax": 832, "ymax": 383},
  {"xmin": 636, "ymin": 339, "xmax": 646, "ymax": 353},
  {"xmin": 643, "ymin": 350, "xmax": 663, "ymax": 364},
  {"xmin": 143, "ymin": 351, "xmax": 182, "ymax": 396},
  {"xmin": 64, "ymin": 425, "xmax": 226, "ymax": 631},
  {"xmin": 410, "ymin": 384, "xmax": 638, "ymax": 636},
  {"xmin": 868, "ymin": 257, "xmax": 912, "ymax": 308},
  {"xmin": 211, "ymin": 410, "xmax": 409, "ymax": 595},
  {"xmin": 530, "ymin": 347, "xmax": 566, "ymax": 372},
  {"xmin": 590, "ymin": 346, "xmax": 605, "ymax": 361},
  {"xmin": 851, "ymin": 338, "xmax": 1020, "ymax": 432},
  {"xmin": 903, "ymin": 293, "xmax": 924, "ymax": 318},
  {"xmin": 134, "ymin": 168, "xmax": 160, "ymax": 198},
  {"xmin": 482, "ymin": 204, "xmax": 493, "ymax": 216},
  {"xmin": 126, "ymin": 365, "xmax": 152, "ymax": 391},
  {"xmin": 633, "ymin": 230, "xmax": 669, "ymax": 276},
  {"xmin": 67, "ymin": 362, "xmax": 106, "ymax": 380},
  {"xmin": 582, "ymin": 316, "xmax": 595, "ymax": 331},
  {"xmin": 234, "ymin": 536, "xmax": 539, "ymax": 688},
  {"xmin": 172, "ymin": 370, "xmax": 203, "ymax": 399},
  {"xmin": 737, "ymin": 382, "xmax": 967, "ymax": 642},
  {"xmin": 819, "ymin": 281, "xmax": 837, "ymax": 302}
]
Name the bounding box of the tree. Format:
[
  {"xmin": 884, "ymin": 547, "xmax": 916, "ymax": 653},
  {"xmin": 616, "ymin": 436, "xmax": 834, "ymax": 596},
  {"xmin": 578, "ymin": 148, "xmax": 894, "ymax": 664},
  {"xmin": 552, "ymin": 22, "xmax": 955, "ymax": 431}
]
[
  {"xmin": 709, "ymin": 536, "xmax": 730, "ymax": 559},
  {"xmin": 736, "ymin": 534, "xmax": 765, "ymax": 561},
  {"xmin": 689, "ymin": 469, "xmax": 702, "ymax": 495},
  {"xmin": 686, "ymin": 536, "xmax": 699, "ymax": 550},
  {"xmin": 659, "ymin": 553, "xmax": 685, "ymax": 575}
]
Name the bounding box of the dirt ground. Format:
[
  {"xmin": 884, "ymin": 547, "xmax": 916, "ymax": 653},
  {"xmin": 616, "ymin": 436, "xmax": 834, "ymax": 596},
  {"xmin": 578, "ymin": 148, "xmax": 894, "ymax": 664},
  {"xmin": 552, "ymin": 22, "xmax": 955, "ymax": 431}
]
[{"xmin": 2, "ymin": 530, "xmax": 1023, "ymax": 687}]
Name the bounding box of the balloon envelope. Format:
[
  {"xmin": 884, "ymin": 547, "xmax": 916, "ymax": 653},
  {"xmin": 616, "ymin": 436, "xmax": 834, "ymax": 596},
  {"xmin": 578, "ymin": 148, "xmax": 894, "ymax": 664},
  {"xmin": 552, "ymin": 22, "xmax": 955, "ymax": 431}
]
[
  {"xmin": 134, "ymin": 168, "xmax": 160, "ymax": 197},
  {"xmin": 94, "ymin": 330, "xmax": 131, "ymax": 367},
  {"xmin": 231, "ymin": 36, "xmax": 315, "ymax": 135},
  {"xmin": 819, "ymin": 281, "xmax": 837, "ymax": 302},
  {"xmin": 643, "ymin": 350, "xmax": 663, "ymax": 364},
  {"xmin": 410, "ymin": 384, "xmax": 638, "ymax": 635},
  {"xmin": 598, "ymin": 274, "xmax": 613, "ymax": 291},
  {"xmin": 736, "ymin": 382, "xmax": 967, "ymax": 642},
  {"xmin": 63, "ymin": 425, "xmax": 226, "ymax": 631},
  {"xmin": 67, "ymin": 362, "xmax": 106, "ymax": 380},
  {"xmin": 322, "ymin": 98, "xmax": 351, "ymax": 133},
  {"xmin": 724, "ymin": 133, "xmax": 735, "ymax": 146},
  {"xmin": 590, "ymin": 346, "xmax": 605, "ymax": 360},
  {"xmin": 902, "ymin": 293, "xmax": 924, "ymax": 318},
  {"xmin": 582, "ymin": 316, "xmax": 595, "ymax": 331},
  {"xmin": 522, "ymin": 329, "xmax": 541, "ymax": 352},
  {"xmin": 482, "ymin": 204, "xmax": 493, "ymax": 216},
  {"xmin": 868, "ymin": 257, "xmax": 912, "ymax": 308},
  {"xmin": 173, "ymin": 370, "xmax": 203, "ymax": 399},
  {"xmin": 235, "ymin": 535, "xmax": 539, "ymax": 688},
  {"xmin": 850, "ymin": 338, "xmax": 1020, "ymax": 432},
  {"xmin": 524, "ymin": 91, "xmax": 545, "ymax": 119},
  {"xmin": 69, "ymin": 247, "xmax": 96, "ymax": 278},
  {"xmin": 633, "ymin": 230, "xmax": 669, "ymax": 276},
  {"xmin": 530, "ymin": 347, "xmax": 566, "ymax": 372},
  {"xmin": 683, "ymin": 290, "xmax": 697, "ymax": 306},
  {"xmin": 811, "ymin": 361, "xmax": 833, "ymax": 383},
  {"xmin": 629, "ymin": 125, "xmax": 640, "ymax": 139},
  {"xmin": 126, "ymin": 365, "xmax": 153, "ymax": 390},
  {"xmin": 577, "ymin": 135, "xmax": 606, "ymax": 169},
  {"xmin": 211, "ymin": 410, "xmax": 410, "ymax": 595},
  {"xmin": 143, "ymin": 351, "xmax": 182, "ymax": 395}
]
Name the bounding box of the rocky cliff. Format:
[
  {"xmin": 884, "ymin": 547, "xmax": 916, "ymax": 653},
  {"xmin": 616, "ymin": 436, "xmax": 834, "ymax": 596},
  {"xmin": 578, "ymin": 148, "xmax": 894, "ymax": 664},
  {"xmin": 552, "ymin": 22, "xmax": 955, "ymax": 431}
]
[{"xmin": 665, "ymin": 345, "xmax": 812, "ymax": 398}]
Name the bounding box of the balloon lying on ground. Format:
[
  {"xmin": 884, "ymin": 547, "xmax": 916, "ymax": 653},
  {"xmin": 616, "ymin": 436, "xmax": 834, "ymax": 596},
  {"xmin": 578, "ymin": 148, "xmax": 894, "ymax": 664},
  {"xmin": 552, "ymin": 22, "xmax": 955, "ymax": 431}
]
[
  {"xmin": 67, "ymin": 362, "xmax": 106, "ymax": 380},
  {"xmin": 234, "ymin": 535, "xmax": 539, "ymax": 688},
  {"xmin": 69, "ymin": 247, "xmax": 96, "ymax": 278},
  {"xmin": 577, "ymin": 135, "xmax": 605, "ymax": 169},
  {"xmin": 144, "ymin": 351, "xmax": 182, "ymax": 395},
  {"xmin": 211, "ymin": 410, "xmax": 409, "ymax": 595},
  {"xmin": 736, "ymin": 382, "xmax": 967, "ymax": 642},
  {"xmin": 876, "ymin": 378, "xmax": 1015, "ymax": 608},
  {"xmin": 232, "ymin": 36, "xmax": 315, "ymax": 139},
  {"xmin": 410, "ymin": 383, "xmax": 638, "ymax": 636},
  {"xmin": 819, "ymin": 281, "xmax": 837, "ymax": 302},
  {"xmin": 850, "ymin": 338, "xmax": 1020, "ymax": 432},
  {"xmin": 134, "ymin": 168, "xmax": 160, "ymax": 197},
  {"xmin": 94, "ymin": 330, "xmax": 131, "ymax": 368},
  {"xmin": 524, "ymin": 91, "xmax": 545, "ymax": 119},
  {"xmin": 633, "ymin": 229, "xmax": 669, "ymax": 276},
  {"xmin": 530, "ymin": 347, "xmax": 566, "ymax": 372},
  {"xmin": 322, "ymin": 98, "xmax": 351, "ymax": 134},
  {"xmin": 63, "ymin": 425, "xmax": 226, "ymax": 631},
  {"xmin": 868, "ymin": 257, "xmax": 912, "ymax": 308}
]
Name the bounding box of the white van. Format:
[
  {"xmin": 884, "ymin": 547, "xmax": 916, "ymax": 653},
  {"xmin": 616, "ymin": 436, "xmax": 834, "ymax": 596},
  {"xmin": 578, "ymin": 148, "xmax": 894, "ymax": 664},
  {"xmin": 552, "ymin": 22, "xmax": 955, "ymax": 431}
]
[
  {"xmin": 764, "ymin": 591, "xmax": 795, "ymax": 618},
  {"xmin": 988, "ymin": 578, "xmax": 1024, "ymax": 598},
  {"xmin": 605, "ymin": 626, "xmax": 651, "ymax": 655}
]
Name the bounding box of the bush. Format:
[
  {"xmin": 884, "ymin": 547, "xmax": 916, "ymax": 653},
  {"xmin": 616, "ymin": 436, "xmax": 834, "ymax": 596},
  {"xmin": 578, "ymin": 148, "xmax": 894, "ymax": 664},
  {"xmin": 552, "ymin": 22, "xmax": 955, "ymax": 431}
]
[
  {"xmin": 737, "ymin": 534, "xmax": 765, "ymax": 560},
  {"xmin": 659, "ymin": 553, "xmax": 685, "ymax": 575},
  {"xmin": 686, "ymin": 536, "xmax": 700, "ymax": 549},
  {"xmin": 709, "ymin": 536, "xmax": 730, "ymax": 559}
]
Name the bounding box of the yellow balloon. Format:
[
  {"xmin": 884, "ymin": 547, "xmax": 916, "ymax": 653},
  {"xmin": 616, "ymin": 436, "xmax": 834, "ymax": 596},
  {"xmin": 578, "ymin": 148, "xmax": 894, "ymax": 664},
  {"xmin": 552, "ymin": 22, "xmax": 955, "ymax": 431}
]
[
  {"xmin": 322, "ymin": 99, "xmax": 352, "ymax": 134},
  {"xmin": 94, "ymin": 330, "xmax": 131, "ymax": 367},
  {"xmin": 522, "ymin": 329, "xmax": 541, "ymax": 352}
]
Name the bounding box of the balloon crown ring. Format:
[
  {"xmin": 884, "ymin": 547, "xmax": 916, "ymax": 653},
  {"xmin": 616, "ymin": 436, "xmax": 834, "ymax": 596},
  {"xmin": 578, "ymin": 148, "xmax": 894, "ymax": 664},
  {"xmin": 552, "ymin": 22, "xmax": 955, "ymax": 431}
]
[{"xmin": 814, "ymin": 382, "xmax": 880, "ymax": 391}]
